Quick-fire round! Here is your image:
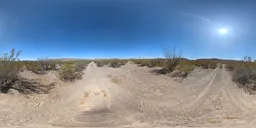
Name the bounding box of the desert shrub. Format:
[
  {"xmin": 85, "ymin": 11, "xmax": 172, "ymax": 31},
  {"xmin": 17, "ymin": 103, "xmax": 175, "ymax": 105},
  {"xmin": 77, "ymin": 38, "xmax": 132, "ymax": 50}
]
[
  {"xmin": 136, "ymin": 59, "xmax": 151, "ymax": 67},
  {"xmin": 138, "ymin": 59, "xmax": 165, "ymax": 68},
  {"xmin": 229, "ymin": 59, "xmax": 256, "ymax": 94},
  {"xmin": 95, "ymin": 61, "xmax": 104, "ymax": 67},
  {"xmin": 226, "ymin": 64, "xmax": 236, "ymax": 71},
  {"xmin": 0, "ymin": 49, "xmax": 22, "ymax": 93},
  {"xmin": 109, "ymin": 60, "xmax": 122, "ymax": 68},
  {"xmin": 24, "ymin": 61, "xmax": 45, "ymax": 74},
  {"xmin": 233, "ymin": 66, "xmax": 256, "ymax": 94},
  {"xmin": 163, "ymin": 48, "xmax": 183, "ymax": 73},
  {"xmin": 58, "ymin": 63, "xmax": 83, "ymax": 81},
  {"xmin": 194, "ymin": 60, "xmax": 217, "ymax": 69},
  {"xmin": 74, "ymin": 60, "xmax": 88, "ymax": 72},
  {"xmin": 149, "ymin": 59, "xmax": 165, "ymax": 67},
  {"xmin": 176, "ymin": 64, "xmax": 195, "ymax": 75},
  {"xmin": 164, "ymin": 61, "xmax": 195, "ymax": 78},
  {"xmin": 95, "ymin": 60, "xmax": 109, "ymax": 67},
  {"xmin": 38, "ymin": 57, "xmax": 56, "ymax": 71}
]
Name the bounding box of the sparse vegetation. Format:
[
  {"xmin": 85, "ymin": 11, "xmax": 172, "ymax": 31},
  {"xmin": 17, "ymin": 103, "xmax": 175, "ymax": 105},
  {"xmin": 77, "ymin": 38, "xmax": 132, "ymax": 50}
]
[
  {"xmin": 0, "ymin": 49, "xmax": 22, "ymax": 93},
  {"xmin": 58, "ymin": 63, "xmax": 84, "ymax": 81},
  {"xmin": 133, "ymin": 58, "xmax": 165, "ymax": 68},
  {"xmin": 94, "ymin": 60, "xmax": 109, "ymax": 67},
  {"xmin": 233, "ymin": 66, "xmax": 256, "ymax": 94},
  {"xmin": 111, "ymin": 76, "xmax": 119, "ymax": 83},
  {"xmin": 228, "ymin": 57, "xmax": 256, "ymax": 94},
  {"xmin": 74, "ymin": 60, "xmax": 90, "ymax": 72},
  {"xmin": 101, "ymin": 90, "xmax": 108, "ymax": 98},
  {"xmin": 194, "ymin": 59, "xmax": 218, "ymax": 69},
  {"xmin": 38, "ymin": 57, "xmax": 56, "ymax": 71},
  {"xmin": 163, "ymin": 48, "xmax": 183, "ymax": 73},
  {"xmin": 107, "ymin": 74, "xmax": 120, "ymax": 83},
  {"xmin": 176, "ymin": 64, "xmax": 195, "ymax": 77},
  {"xmin": 84, "ymin": 91, "xmax": 90, "ymax": 98},
  {"xmin": 109, "ymin": 59, "xmax": 128, "ymax": 68},
  {"xmin": 23, "ymin": 61, "xmax": 45, "ymax": 74}
]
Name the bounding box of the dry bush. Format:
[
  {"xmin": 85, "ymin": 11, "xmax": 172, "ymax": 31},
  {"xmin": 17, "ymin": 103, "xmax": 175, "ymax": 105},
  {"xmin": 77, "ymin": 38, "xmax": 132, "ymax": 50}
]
[
  {"xmin": 233, "ymin": 66, "xmax": 256, "ymax": 94},
  {"xmin": 74, "ymin": 60, "xmax": 89, "ymax": 72},
  {"xmin": 13, "ymin": 79, "xmax": 55, "ymax": 94},
  {"xmin": 38, "ymin": 57, "xmax": 56, "ymax": 71},
  {"xmin": 95, "ymin": 60, "xmax": 109, "ymax": 67},
  {"xmin": 149, "ymin": 58, "xmax": 165, "ymax": 67},
  {"xmin": 0, "ymin": 49, "xmax": 22, "ymax": 93},
  {"xmin": 134, "ymin": 59, "xmax": 165, "ymax": 68},
  {"xmin": 23, "ymin": 61, "xmax": 45, "ymax": 74},
  {"xmin": 225, "ymin": 63, "xmax": 236, "ymax": 71},
  {"xmin": 58, "ymin": 63, "xmax": 83, "ymax": 81},
  {"xmin": 133, "ymin": 59, "xmax": 150, "ymax": 67},
  {"xmin": 194, "ymin": 60, "xmax": 217, "ymax": 69},
  {"xmin": 111, "ymin": 76, "xmax": 119, "ymax": 83},
  {"xmin": 176, "ymin": 64, "xmax": 195, "ymax": 77},
  {"xmin": 108, "ymin": 59, "xmax": 126, "ymax": 68},
  {"xmin": 163, "ymin": 48, "xmax": 183, "ymax": 73},
  {"xmin": 0, "ymin": 49, "xmax": 56, "ymax": 94},
  {"xmin": 228, "ymin": 59, "xmax": 256, "ymax": 94}
]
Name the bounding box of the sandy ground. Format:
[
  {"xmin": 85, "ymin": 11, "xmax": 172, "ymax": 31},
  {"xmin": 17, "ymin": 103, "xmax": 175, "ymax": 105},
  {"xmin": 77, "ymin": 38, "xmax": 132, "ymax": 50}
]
[{"xmin": 1, "ymin": 62, "xmax": 256, "ymax": 128}]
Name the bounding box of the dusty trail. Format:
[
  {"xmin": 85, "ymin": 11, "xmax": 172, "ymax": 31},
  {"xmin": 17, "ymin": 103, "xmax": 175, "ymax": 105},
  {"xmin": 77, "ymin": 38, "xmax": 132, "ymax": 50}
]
[
  {"xmin": 2, "ymin": 63, "xmax": 256, "ymax": 128},
  {"xmin": 99, "ymin": 65, "xmax": 256, "ymax": 127},
  {"xmin": 55, "ymin": 62, "xmax": 141, "ymax": 127}
]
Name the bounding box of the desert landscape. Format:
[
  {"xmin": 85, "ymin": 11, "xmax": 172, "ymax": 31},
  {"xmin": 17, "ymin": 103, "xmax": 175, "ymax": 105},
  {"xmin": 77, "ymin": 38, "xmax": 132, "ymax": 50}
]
[
  {"xmin": 1, "ymin": 53, "xmax": 256, "ymax": 128},
  {"xmin": 1, "ymin": 0, "xmax": 255, "ymax": 127}
]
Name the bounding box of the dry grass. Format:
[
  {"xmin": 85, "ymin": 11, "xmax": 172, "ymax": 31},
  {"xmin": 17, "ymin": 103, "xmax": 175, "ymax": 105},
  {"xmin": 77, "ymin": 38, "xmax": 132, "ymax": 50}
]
[
  {"xmin": 84, "ymin": 91, "xmax": 90, "ymax": 98},
  {"xmin": 107, "ymin": 74, "xmax": 120, "ymax": 84},
  {"xmin": 111, "ymin": 76, "xmax": 119, "ymax": 83},
  {"xmin": 101, "ymin": 90, "xmax": 108, "ymax": 98}
]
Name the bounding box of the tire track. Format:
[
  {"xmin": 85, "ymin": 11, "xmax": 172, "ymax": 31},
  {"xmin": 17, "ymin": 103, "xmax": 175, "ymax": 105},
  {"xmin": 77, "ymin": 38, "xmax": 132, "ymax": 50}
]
[
  {"xmin": 172, "ymin": 68, "xmax": 218, "ymax": 112},
  {"xmin": 222, "ymin": 68, "xmax": 256, "ymax": 118}
]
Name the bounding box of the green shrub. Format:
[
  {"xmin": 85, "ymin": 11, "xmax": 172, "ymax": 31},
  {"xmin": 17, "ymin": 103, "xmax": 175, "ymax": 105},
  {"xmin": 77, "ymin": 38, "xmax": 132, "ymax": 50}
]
[
  {"xmin": 58, "ymin": 63, "xmax": 83, "ymax": 81},
  {"xmin": 0, "ymin": 49, "xmax": 22, "ymax": 93}
]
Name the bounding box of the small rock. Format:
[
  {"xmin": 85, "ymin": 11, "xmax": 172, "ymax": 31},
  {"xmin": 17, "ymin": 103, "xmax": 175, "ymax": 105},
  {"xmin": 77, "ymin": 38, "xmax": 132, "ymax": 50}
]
[
  {"xmin": 36, "ymin": 102, "xmax": 44, "ymax": 107},
  {"xmin": 140, "ymin": 101, "xmax": 145, "ymax": 107},
  {"xmin": 92, "ymin": 90, "xmax": 101, "ymax": 95}
]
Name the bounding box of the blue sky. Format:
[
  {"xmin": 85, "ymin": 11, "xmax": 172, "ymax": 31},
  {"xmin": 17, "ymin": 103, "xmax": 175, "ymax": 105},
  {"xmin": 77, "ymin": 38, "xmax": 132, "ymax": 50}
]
[{"xmin": 0, "ymin": 0, "xmax": 255, "ymax": 60}]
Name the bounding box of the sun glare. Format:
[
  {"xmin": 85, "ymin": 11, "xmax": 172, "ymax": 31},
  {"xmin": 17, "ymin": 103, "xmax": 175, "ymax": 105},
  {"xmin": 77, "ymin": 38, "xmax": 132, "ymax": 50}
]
[{"xmin": 218, "ymin": 28, "xmax": 229, "ymax": 35}]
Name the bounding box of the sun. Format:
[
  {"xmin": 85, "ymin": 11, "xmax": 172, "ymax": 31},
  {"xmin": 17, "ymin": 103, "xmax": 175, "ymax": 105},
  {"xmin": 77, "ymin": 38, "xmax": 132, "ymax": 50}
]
[{"xmin": 218, "ymin": 28, "xmax": 229, "ymax": 35}]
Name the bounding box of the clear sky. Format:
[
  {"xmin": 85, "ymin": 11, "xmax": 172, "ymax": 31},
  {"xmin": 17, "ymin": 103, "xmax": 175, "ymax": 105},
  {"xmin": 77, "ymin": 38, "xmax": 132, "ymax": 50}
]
[{"xmin": 0, "ymin": 0, "xmax": 255, "ymax": 60}]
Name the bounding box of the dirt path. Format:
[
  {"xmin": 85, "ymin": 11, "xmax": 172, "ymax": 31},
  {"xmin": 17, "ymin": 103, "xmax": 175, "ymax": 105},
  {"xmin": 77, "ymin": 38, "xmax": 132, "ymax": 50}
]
[
  {"xmin": 2, "ymin": 63, "xmax": 256, "ymax": 128},
  {"xmin": 98, "ymin": 65, "xmax": 256, "ymax": 127},
  {"xmin": 58, "ymin": 64, "xmax": 256, "ymax": 127}
]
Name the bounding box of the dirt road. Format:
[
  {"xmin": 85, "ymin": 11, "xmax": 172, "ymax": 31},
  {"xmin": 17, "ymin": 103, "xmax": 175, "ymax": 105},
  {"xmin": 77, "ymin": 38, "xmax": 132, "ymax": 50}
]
[{"xmin": 2, "ymin": 62, "xmax": 256, "ymax": 128}]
